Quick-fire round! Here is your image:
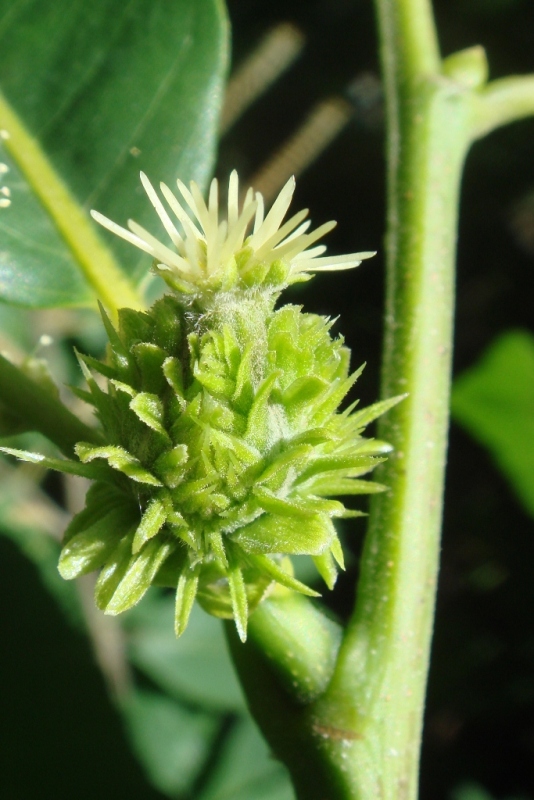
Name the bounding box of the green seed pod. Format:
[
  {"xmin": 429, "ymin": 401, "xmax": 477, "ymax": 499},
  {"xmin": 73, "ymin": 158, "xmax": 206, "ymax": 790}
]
[{"xmin": 5, "ymin": 171, "xmax": 400, "ymax": 641}]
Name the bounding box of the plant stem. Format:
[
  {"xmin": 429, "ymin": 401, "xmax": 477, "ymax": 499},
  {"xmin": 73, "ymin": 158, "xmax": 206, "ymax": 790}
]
[
  {"xmin": 310, "ymin": 1, "xmax": 473, "ymax": 797},
  {"xmin": 471, "ymin": 75, "xmax": 534, "ymax": 139},
  {"xmin": 377, "ymin": 0, "xmax": 440, "ymax": 82},
  {"xmin": 0, "ymin": 353, "xmax": 100, "ymax": 456},
  {"xmin": 0, "ymin": 90, "xmax": 143, "ymax": 317},
  {"xmin": 227, "ymin": 595, "xmax": 346, "ymax": 799},
  {"xmin": 224, "ymin": 4, "xmax": 534, "ymax": 796}
]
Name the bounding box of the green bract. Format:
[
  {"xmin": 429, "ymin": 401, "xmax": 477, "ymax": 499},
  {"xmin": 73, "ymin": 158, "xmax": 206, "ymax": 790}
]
[{"xmin": 4, "ymin": 171, "xmax": 399, "ymax": 641}]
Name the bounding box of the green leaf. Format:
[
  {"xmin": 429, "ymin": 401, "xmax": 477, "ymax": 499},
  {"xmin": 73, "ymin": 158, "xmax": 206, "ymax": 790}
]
[
  {"xmin": 312, "ymin": 550, "xmax": 338, "ymax": 590},
  {"xmin": 231, "ymin": 513, "xmax": 335, "ymax": 555},
  {"xmin": 130, "ymin": 392, "xmax": 170, "ymax": 441},
  {"xmin": 227, "ymin": 562, "xmax": 248, "ymax": 642},
  {"xmin": 123, "ymin": 688, "xmax": 219, "ymax": 798},
  {"xmin": 132, "ymin": 497, "xmax": 168, "ymax": 554},
  {"xmin": 0, "ymin": 0, "xmax": 228, "ymax": 308},
  {"xmin": 0, "ymin": 140, "xmax": 93, "ymax": 307},
  {"xmin": 106, "ymin": 539, "xmax": 173, "ymax": 614},
  {"xmin": 253, "ymin": 487, "xmax": 316, "ymax": 518},
  {"xmin": 94, "ymin": 534, "xmax": 135, "ymax": 610},
  {"xmin": 125, "ymin": 594, "xmax": 247, "ymax": 712},
  {"xmin": 247, "ymin": 553, "xmax": 320, "ymax": 597},
  {"xmin": 58, "ymin": 509, "xmax": 129, "ymax": 579},
  {"xmin": 199, "ymin": 716, "xmax": 294, "ymax": 800},
  {"xmin": 305, "ymin": 477, "xmax": 387, "ymax": 496},
  {"xmin": 76, "ymin": 442, "xmax": 162, "ymax": 485},
  {"xmin": 451, "ymin": 330, "xmax": 534, "ymax": 517},
  {"xmin": 63, "ymin": 482, "xmax": 137, "ymax": 544},
  {"xmin": 174, "ymin": 563, "xmax": 200, "ymax": 637},
  {"xmin": 0, "ymin": 446, "xmax": 108, "ymax": 481}
]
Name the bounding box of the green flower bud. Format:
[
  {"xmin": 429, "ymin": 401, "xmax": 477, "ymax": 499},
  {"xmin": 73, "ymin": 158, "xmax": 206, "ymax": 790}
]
[{"xmin": 5, "ymin": 171, "xmax": 400, "ymax": 641}]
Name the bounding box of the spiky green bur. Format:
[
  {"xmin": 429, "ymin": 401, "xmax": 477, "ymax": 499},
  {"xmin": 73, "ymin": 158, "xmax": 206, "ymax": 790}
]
[
  {"xmin": 51, "ymin": 287, "xmax": 397, "ymax": 641},
  {"xmin": 2, "ymin": 171, "xmax": 398, "ymax": 641}
]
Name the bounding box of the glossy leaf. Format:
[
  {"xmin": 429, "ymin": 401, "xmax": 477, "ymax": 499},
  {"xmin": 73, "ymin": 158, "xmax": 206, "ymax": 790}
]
[
  {"xmin": 0, "ymin": 0, "xmax": 228, "ymax": 308},
  {"xmin": 451, "ymin": 330, "xmax": 534, "ymax": 517}
]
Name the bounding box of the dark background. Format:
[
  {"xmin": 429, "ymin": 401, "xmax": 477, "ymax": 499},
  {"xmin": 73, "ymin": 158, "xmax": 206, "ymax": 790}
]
[{"xmin": 2, "ymin": 1, "xmax": 534, "ymax": 798}]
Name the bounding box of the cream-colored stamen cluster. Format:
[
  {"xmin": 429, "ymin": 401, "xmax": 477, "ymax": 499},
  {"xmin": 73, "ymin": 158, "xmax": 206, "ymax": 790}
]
[
  {"xmin": 0, "ymin": 162, "xmax": 11, "ymax": 209},
  {"xmin": 91, "ymin": 170, "xmax": 374, "ymax": 288}
]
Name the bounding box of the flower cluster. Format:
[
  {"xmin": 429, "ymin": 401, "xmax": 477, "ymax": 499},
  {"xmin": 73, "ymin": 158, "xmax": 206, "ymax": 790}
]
[
  {"xmin": 91, "ymin": 170, "xmax": 375, "ymax": 299},
  {"xmin": 4, "ymin": 171, "xmax": 397, "ymax": 641}
]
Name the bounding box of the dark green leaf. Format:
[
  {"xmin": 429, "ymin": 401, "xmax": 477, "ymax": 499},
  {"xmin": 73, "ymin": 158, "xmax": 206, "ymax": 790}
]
[
  {"xmin": 0, "ymin": 0, "xmax": 228, "ymax": 308},
  {"xmin": 0, "ymin": 141, "xmax": 93, "ymax": 307}
]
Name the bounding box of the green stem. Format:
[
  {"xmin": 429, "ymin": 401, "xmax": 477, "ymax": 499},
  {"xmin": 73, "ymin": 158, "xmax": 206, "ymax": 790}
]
[
  {"xmin": 226, "ymin": 595, "xmax": 345, "ymax": 799},
  {"xmin": 471, "ymin": 75, "xmax": 534, "ymax": 140},
  {"xmin": 310, "ymin": 2, "xmax": 472, "ymax": 797},
  {"xmin": 226, "ymin": 7, "xmax": 534, "ymax": 798},
  {"xmin": 379, "ymin": 0, "xmax": 440, "ymax": 81},
  {"xmin": 0, "ymin": 353, "xmax": 100, "ymax": 456},
  {"xmin": 246, "ymin": 594, "xmax": 343, "ymax": 703},
  {"xmin": 316, "ymin": 111, "xmax": 470, "ymax": 798},
  {"xmin": 312, "ymin": 5, "xmax": 534, "ymax": 799},
  {"xmin": 0, "ymin": 90, "xmax": 143, "ymax": 317}
]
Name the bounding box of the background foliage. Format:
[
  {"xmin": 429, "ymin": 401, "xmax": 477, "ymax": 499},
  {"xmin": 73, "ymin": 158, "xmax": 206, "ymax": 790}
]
[{"xmin": 1, "ymin": 0, "xmax": 534, "ymax": 798}]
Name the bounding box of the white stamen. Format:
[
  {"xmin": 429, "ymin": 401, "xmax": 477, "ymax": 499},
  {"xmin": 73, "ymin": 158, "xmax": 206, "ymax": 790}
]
[
  {"xmin": 90, "ymin": 170, "xmax": 373, "ymax": 290},
  {"xmin": 228, "ymin": 171, "xmax": 239, "ymax": 229},
  {"xmin": 160, "ymin": 183, "xmax": 203, "ymax": 239},
  {"xmin": 140, "ymin": 172, "xmax": 183, "ymax": 249},
  {"xmin": 127, "ymin": 220, "xmax": 191, "ymax": 273},
  {"xmin": 254, "ymin": 208, "xmax": 309, "ymax": 260},
  {"xmin": 250, "ymin": 176, "xmax": 295, "ymax": 248},
  {"xmin": 253, "ymin": 192, "xmax": 265, "ymax": 233}
]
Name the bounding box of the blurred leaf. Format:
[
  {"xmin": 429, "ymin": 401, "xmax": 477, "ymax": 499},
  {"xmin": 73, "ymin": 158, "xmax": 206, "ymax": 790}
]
[
  {"xmin": 0, "ymin": 461, "xmax": 83, "ymax": 627},
  {"xmin": 451, "ymin": 330, "xmax": 534, "ymax": 517},
  {"xmin": 199, "ymin": 716, "xmax": 294, "ymax": 800},
  {"xmin": 125, "ymin": 592, "xmax": 247, "ymax": 712},
  {"xmin": 450, "ymin": 784, "xmax": 495, "ymax": 800},
  {"xmin": 0, "ymin": 0, "xmax": 228, "ymax": 308},
  {"xmin": 123, "ymin": 688, "xmax": 219, "ymax": 797},
  {"xmin": 451, "ymin": 784, "xmax": 532, "ymax": 800}
]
